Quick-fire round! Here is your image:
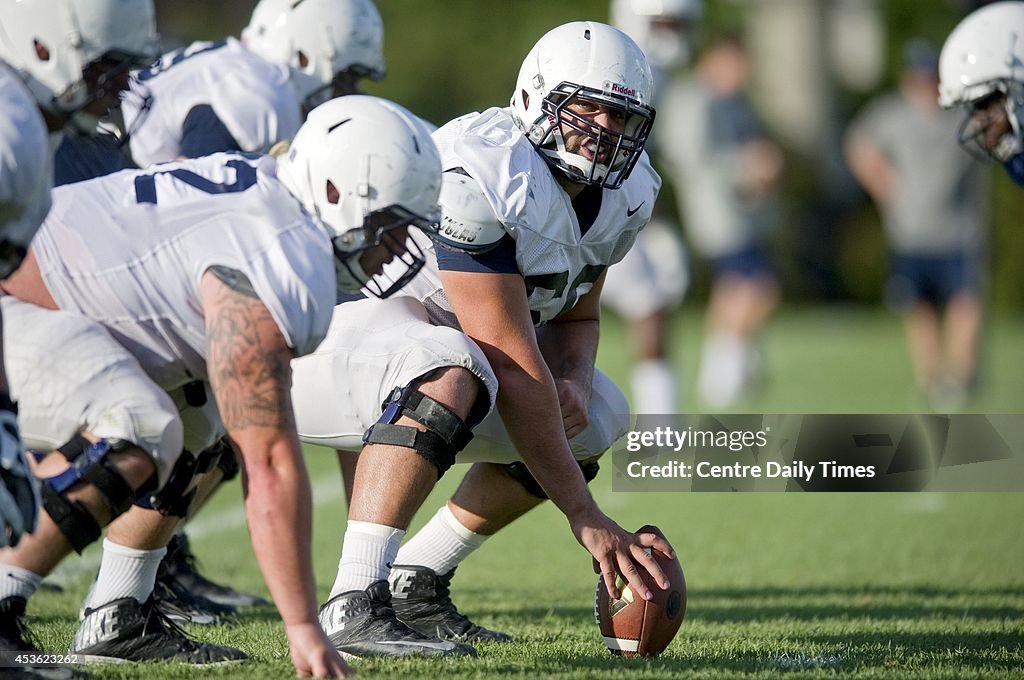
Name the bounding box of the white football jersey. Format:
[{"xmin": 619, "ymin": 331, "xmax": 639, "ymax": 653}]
[
  {"xmin": 403, "ymin": 107, "xmax": 660, "ymax": 326},
  {"xmin": 0, "ymin": 62, "xmax": 52, "ymax": 261},
  {"xmin": 122, "ymin": 38, "xmax": 302, "ymax": 168},
  {"xmin": 32, "ymin": 153, "xmax": 336, "ymax": 389}
]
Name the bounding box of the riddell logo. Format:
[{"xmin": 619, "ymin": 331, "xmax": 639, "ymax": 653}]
[{"xmin": 611, "ymin": 83, "xmax": 637, "ymax": 98}]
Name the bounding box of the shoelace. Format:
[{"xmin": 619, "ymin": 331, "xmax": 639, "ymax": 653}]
[{"xmin": 140, "ymin": 596, "xmax": 198, "ymax": 650}]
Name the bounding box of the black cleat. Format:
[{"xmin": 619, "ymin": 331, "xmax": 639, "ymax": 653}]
[
  {"xmin": 390, "ymin": 565, "xmax": 512, "ymax": 642},
  {"xmin": 160, "ymin": 534, "xmax": 268, "ymax": 609},
  {"xmin": 70, "ymin": 596, "xmax": 248, "ymax": 665},
  {"xmin": 153, "ymin": 574, "xmax": 236, "ymax": 625},
  {"xmin": 318, "ymin": 581, "xmax": 477, "ymax": 658},
  {"xmin": 1, "ymin": 596, "xmax": 90, "ymax": 679}
]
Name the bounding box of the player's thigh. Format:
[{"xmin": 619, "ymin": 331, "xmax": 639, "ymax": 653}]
[
  {"xmin": 457, "ymin": 369, "xmax": 630, "ymax": 465},
  {"xmin": 3, "ymin": 298, "xmax": 184, "ymax": 484},
  {"xmin": 291, "ymin": 296, "xmax": 497, "ymax": 451}
]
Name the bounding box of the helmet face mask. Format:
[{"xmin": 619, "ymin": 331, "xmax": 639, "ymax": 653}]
[
  {"xmin": 511, "ymin": 21, "xmax": 656, "ymax": 190},
  {"xmin": 276, "ymin": 95, "xmax": 442, "ymax": 299},
  {"xmin": 532, "ymin": 82, "xmax": 655, "ymax": 188},
  {"xmin": 332, "ymin": 205, "xmax": 435, "ymax": 298},
  {"xmin": 954, "ymin": 82, "xmax": 1024, "ymax": 163}
]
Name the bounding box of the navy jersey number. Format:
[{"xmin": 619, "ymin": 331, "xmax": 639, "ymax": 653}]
[
  {"xmin": 136, "ymin": 40, "xmax": 228, "ymax": 82},
  {"xmin": 134, "ymin": 158, "xmax": 258, "ymax": 205},
  {"xmin": 525, "ymin": 264, "xmax": 605, "ymax": 324}
]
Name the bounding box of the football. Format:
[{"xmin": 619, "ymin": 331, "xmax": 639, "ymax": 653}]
[{"xmin": 594, "ymin": 525, "xmax": 686, "ymax": 657}]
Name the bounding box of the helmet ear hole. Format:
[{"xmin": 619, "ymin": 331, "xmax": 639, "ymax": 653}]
[
  {"xmin": 326, "ymin": 180, "xmax": 340, "ymax": 204},
  {"xmin": 33, "ymin": 39, "xmax": 50, "ymax": 62},
  {"xmin": 298, "ymin": 50, "xmax": 310, "ymax": 68},
  {"xmin": 521, "ymin": 91, "xmax": 530, "ymax": 108}
]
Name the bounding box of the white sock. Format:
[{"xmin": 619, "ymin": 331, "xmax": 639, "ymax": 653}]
[
  {"xmin": 697, "ymin": 332, "xmax": 750, "ymax": 409},
  {"xmin": 0, "ymin": 564, "xmax": 42, "ymax": 601},
  {"xmin": 84, "ymin": 538, "xmax": 166, "ymax": 609},
  {"xmin": 631, "ymin": 359, "xmax": 679, "ymax": 414},
  {"xmin": 394, "ymin": 505, "xmax": 489, "ymax": 576},
  {"xmin": 330, "ymin": 520, "xmax": 405, "ymax": 598}
]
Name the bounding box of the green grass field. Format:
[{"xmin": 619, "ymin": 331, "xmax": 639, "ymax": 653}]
[{"xmin": 31, "ymin": 305, "xmax": 1024, "ymax": 678}]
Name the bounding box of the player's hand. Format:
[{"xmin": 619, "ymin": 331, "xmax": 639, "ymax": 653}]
[
  {"xmin": 285, "ymin": 621, "xmax": 354, "ymax": 678},
  {"xmin": 554, "ymin": 379, "xmax": 589, "ymax": 439},
  {"xmin": 0, "ymin": 403, "xmax": 40, "ymax": 548},
  {"xmin": 570, "ymin": 509, "xmax": 675, "ymax": 602}
]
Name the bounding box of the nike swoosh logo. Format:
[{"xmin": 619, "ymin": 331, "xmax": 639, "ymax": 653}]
[
  {"xmin": 626, "ymin": 202, "xmax": 645, "ymax": 217},
  {"xmin": 374, "ymin": 640, "xmax": 455, "ymax": 650}
]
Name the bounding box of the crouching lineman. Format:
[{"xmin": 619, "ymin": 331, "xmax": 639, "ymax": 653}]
[
  {"xmin": 54, "ymin": 0, "xmax": 390, "ymax": 622},
  {"xmin": 290, "ymin": 22, "xmax": 675, "ymax": 658},
  {"xmin": 0, "ymin": 96, "xmax": 443, "ymax": 677}
]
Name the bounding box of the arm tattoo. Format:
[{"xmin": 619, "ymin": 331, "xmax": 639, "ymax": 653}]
[{"xmin": 205, "ymin": 278, "xmax": 295, "ymax": 431}]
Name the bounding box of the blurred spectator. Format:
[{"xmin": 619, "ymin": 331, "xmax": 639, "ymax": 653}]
[
  {"xmin": 845, "ymin": 39, "xmax": 990, "ymax": 410},
  {"xmin": 603, "ymin": 0, "xmax": 701, "ymax": 415},
  {"xmin": 658, "ymin": 33, "xmax": 784, "ymax": 409}
]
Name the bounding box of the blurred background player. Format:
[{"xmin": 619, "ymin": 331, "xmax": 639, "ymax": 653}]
[
  {"xmin": 845, "ymin": 39, "xmax": 990, "ymax": 411},
  {"xmin": 658, "ymin": 32, "xmax": 784, "ymax": 410},
  {"xmin": 939, "ymin": 1, "xmax": 1024, "ymax": 188},
  {"xmin": 61, "ymin": 0, "xmax": 388, "ymax": 626},
  {"xmin": 603, "ymin": 0, "xmax": 700, "ymax": 416}
]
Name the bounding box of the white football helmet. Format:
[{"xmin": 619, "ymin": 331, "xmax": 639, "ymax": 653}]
[
  {"xmin": 939, "ymin": 1, "xmax": 1024, "ymax": 162},
  {"xmin": 243, "ymin": 0, "xmax": 385, "ymax": 115},
  {"xmin": 276, "ymin": 96, "xmax": 442, "ymax": 298},
  {"xmin": 510, "ymin": 21, "xmax": 656, "ymax": 190},
  {"xmin": 0, "ymin": 0, "xmax": 158, "ymax": 135},
  {"xmin": 610, "ymin": 0, "xmax": 704, "ymax": 71}
]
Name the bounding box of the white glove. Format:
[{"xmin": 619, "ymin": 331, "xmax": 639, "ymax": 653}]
[{"xmin": 0, "ymin": 401, "xmax": 41, "ymax": 547}]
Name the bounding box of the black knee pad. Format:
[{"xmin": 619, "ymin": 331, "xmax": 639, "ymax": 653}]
[
  {"xmin": 42, "ymin": 438, "xmax": 147, "ymax": 553},
  {"xmin": 213, "ymin": 438, "xmax": 240, "ymax": 481},
  {"xmin": 362, "ymin": 384, "xmax": 475, "ymax": 479},
  {"xmin": 135, "ymin": 449, "xmax": 198, "ymax": 518},
  {"xmin": 503, "ymin": 460, "xmax": 601, "ymax": 500}
]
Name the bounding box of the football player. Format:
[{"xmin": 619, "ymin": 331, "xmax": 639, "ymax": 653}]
[
  {"xmin": 939, "ymin": 1, "xmax": 1024, "ymax": 187},
  {"xmin": 0, "ymin": 96, "xmax": 441, "ymax": 676},
  {"xmin": 64, "ymin": 0, "xmax": 389, "ymax": 624},
  {"xmin": 290, "ymin": 22, "xmax": 676, "ymax": 657}
]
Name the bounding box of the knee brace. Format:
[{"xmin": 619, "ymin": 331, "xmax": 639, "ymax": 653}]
[
  {"xmin": 213, "ymin": 437, "xmax": 240, "ymax": 481},
  {"xmin": 362, "ymin": 384, "xmax": 475, "ymax": 479},
  {"xmin": 42, "ymin": 436, "xmax": 149, "ymax": 554},
  {"xmin": 135, "ymin": 437, "xmax": 230, "ymax": 518},
  {"xmin": 503, "ymin": 460, "xmax": 601, "ymax": 500}
]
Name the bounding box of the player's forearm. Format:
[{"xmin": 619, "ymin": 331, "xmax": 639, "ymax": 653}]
[
  {"xmin": 491, "ymin": 358, "xmax": 599, "ymax": 520},
  {"xmin": 241, "ymin": 436, "xmax": 319, "ymax": 627},
  {"xmin": 538, "ymin": 318, "xmax": 599, "ymax": 393}
]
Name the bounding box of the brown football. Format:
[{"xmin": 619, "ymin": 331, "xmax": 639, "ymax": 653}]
[{"xmin": 593, "ymin": 525, "xmax": 686, "ymax": 657}]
